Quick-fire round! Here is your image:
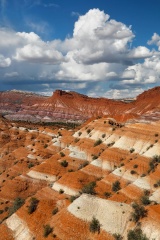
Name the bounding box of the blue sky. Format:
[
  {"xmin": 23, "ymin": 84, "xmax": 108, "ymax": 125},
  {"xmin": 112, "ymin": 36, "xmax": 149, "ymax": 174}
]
[{"xmin": 0, "ymin": 0, "xmax": 160, "ymax": 98}]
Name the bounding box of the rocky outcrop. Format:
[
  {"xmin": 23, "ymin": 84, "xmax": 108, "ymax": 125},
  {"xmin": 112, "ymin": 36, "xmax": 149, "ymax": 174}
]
[
  {"xmin": 0, "ymin": 87, "xmax": 160, "ymax": 123},
  {"xmin": 0, "ymin": 116, "xmax": 160, "ymax": 239}
]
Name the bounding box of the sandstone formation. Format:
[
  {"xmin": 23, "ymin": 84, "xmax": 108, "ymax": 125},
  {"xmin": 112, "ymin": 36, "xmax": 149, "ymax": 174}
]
[
  {"xmin": 0, "ymin": 86, "xmax": 160, "ymax": 123},
  {"xmin": 0, "ymin": 113, "xmax": 160, "ymax": 239}
]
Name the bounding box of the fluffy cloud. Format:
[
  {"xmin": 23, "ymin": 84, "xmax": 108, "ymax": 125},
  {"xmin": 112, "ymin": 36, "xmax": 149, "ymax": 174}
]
[
  {"xmin": 0, "ymin": 9, "xmax": 160, "ymax": 98},
  {"xmin": 0, "ymin": 54, "xmax": 11, "ymax": 67},
  {"xmin": 148, "ymin": 33, "xmax": 160, "ymax": 50},
  {"xmin": 14, "ymin": 44, "xmax": 64, "ymax": 64}
]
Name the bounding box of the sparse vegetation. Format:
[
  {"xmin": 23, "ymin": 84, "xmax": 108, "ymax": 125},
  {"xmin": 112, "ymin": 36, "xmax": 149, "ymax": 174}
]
[
  {"xmin": 27, "ymin": 197, "xmax": 39, "ymax": 214},
  {"xmin": 112, "ymin": 180, "xmax": 121, "ymax": 192},
  {"xmin": 81, "ymin": 181, "xmax": 96, "ymax": 195},
  {"xmin": 43, "ymin": 224, "xmax": 53, "ymax": 238},
  {"xmin": 89, "ymin": 216, "xmax": 100, "ymax": 233},
  {"xmin": 148, "ymin": 155, "xmax": 160, "ymax": 173},
  {"xmin": 60, "ymin": 160, "xmax": 68, "ymax": 167},
  {"xmin": 87, "ymin": 129, "xmax": 91, "ymax": 134},
  {"xmin": 70, "ymin": 195, "xmax": 79, "ymax": 202},
  {"xmin": 127, "ymin": 228, "xmax": 149, "ymax": 240},
  {"xmin": 130, "ymin": 170, "xmax": 137, "ymax": 175},
  {"xmin": 94, "ymin": 139, "xmax": 102, "ymax": 147},
  {"xmin": 28, "ymin": 162, "xmax": 34, "ymax": 168},
  {"xmin": 131, "ymin": 202, "xmax": 148, "ymax": 222},
  {"xmin": 130, "ymin": 148, "xmax": 135, "ymax": 153},
  {"xmin": 104, "ymin": 192, "xmax": 111, "ymax": 198},
  {"xmin": 52, "ymin": 207, "xmax": 58, "ymax": 215},
  {"xmin": 102, "ymin": 133, "xmax": 106, "ymax": 138},
  {"xmin": 59, "ymin": 189, "xmax": 64, "ymax": 194},
  {"xmin": 78, "ymin": 161, "xmax": 89, "ymax": 169},
  {"xmin": 113, "ymin": 233, "xmax": 123, "ymax": 240},
  {"xmin": 8, "ymin": 197, "xmax": 25, "ymax": 216},
  {"xmin": 60, "ymin": 152, "xmax": 65, "ymax": 157}
]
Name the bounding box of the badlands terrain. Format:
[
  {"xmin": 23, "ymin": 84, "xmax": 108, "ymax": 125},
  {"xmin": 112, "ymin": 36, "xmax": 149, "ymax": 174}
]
[{"xmin": 0, "ymin": 87, "xmax": 160, "ymax": 239}]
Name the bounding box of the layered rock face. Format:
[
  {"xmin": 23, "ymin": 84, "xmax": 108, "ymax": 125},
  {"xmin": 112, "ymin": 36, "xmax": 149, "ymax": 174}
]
[
  {"xmin": 0, "ymin": 116, "xmax": 160, "ymax": 239},
  {"xmin": 0, "ymin": 87, "xmax": 160, "ymax": 123}
]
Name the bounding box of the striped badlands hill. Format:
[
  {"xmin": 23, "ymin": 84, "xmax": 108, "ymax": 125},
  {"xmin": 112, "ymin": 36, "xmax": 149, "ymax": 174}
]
[
  {"xmin": 0, "ymin": 86, "xmax": 160, "ymax": 123},
  {"xmin": 0, "ymin": 116, "xmax": 160, "ymax": 239}
]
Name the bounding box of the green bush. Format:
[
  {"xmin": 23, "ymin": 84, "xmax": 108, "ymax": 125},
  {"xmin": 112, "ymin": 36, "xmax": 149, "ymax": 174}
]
[
  {"xmin": 130, "ymin": 148, "xmax": 135, "ymax": 153},
  {"xmin": 59, "ymin": 189, "xmax": 64, "ymax": 194},
  {"xmin": 104, "ymin": 192, "xmax": 111, "ymax": 198},
  {"xmin": 112, "ymin": 181, "xmax": 121, "ymax": 192},
  {"xmin": 81, "ymin": 182, "xmax": 96, "ymax": 195},
  {"xmin": 89, "ymin": 217, "xmax": 100, "ymax": 233},
  {"xmin": 131, "ymin": 203, "xmax": 148, "ymax": 222},
  {"xmin": 127, "ymin": 228, "xmax": 149, "ymax": 240},
  {"xmin": 94, "ymin": 139, "xmax": 102, "ymax": 147},
  {"xmin": 28, "ymin": 162, "xmax": 34, "ymax": 169},
  {"xmin": 8, "ymin": 197, "xmax": 25, "ymax": 216},
  {"xmin": 60, "ymin": 152, "xmax": 65, "ymax": 157},
  {"xmin": 60, "ymin": 160, "xmax": 68, "ymax": 167},
  {"xmin": 52, "ymin": 207, "xmax": 58, "ymax": 215},
  {"xmin": 78, "ymin": 161, "xmax": 89, "ymax": 170},
  {"xmin": 87, "ymin": 129, "xmax": 91, "ymax": 134},
  {"xmin": 113, "ymin": 233, "xmax": 123, "ymax": 240},
  {"xmin": 28, "ymin": 197, "xmax": 39, "ymax": 214},
  {"xmin": 70, "ymin": 195, "xmax": 79, "ymax": 202},
  {"xmin": 43, "ymin": 224, "xmax": 53, "ymax": 238},
  {"xmin": 140, "ymin": 195, "xmax": 151, "ymax": 206}
]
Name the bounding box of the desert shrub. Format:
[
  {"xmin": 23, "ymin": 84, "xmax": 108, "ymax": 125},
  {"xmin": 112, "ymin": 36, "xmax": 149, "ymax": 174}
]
[
  {"xmin": 140, "ymin": 195, "xmax": 151, "ymax": 206},
  {"xmin": 92, "ymin": 155, "xmax": 98, "ymax": 160},
  {"xmin": 60, "ymin": 152, "xmax": 65, "ymax": 157},
  {"xmin": 60, "ymin": 160, "xmax": 68, "ymax": 167},
  {"xmin": 127, "ymin": 228, "xmax": 149, "ymax": 240},
  {"xmin": 59, "ymin": 189, "xmax": 64, "ymax": 194},
  {"xmin": 155, "ymin": 133, "xmax": 159, "ymax": 137},
  {"xmin": 112, "ymin": 180, "xmax": 121, "ymax": 192},
  {"xmin": 52, "ymin": 207, "xmax": 58, "ymax": 215},
  {"xmin": 131, "ymin": 203, "xmax": 148, "ymax": 222},
  {"xmin": 94, "ymin": 139, "xmax": 102, "ymax": 147},
  {"xmin": 130, "ymin": 148, "xmax": 135, "ymax": 153},
  {"xmin": 58, "ymin": 131, "xmax": 62, "ymax": 136},
  {"xmin": 8, "ymin": 197, "xmax": 25, "ymax": 216},
  {"xmin": 44, "ymin": 144, "xmax": 48, "ymax": 148},
  {"xmin": 81, "ymin": 182, "xmax": 96, "ymax": 195},
  {"xmin": 28, "ymin": 162, "xmax": 34, "ymax": 169},
  {"xmin": 28, "ymin": 197, "xmax": 39, "ymax": 214},
  {"xmin": 130, "ymin": 170, "xmax": 137, "ymax": 175},
  {"xmin": 43, "ymin": 224, "xmax": 53, "ymax": 238},
  {"xmin": 89, "ymin": 217, "xmax": 100, "ymax": 233},
  {"xmin": 70, "ymin": 195, "xmax": 79, "ymax": 202},
  {"xmin": 154, "ymin": 179, "xmax": 160, "ymax": 188},
  {"xmin": 104, "ymin": 192, "xmax": 111, "ymax": 198},
  {"xmin": 148, "ymin": 155, "xmax": 160, "ymax": 173},
  {"xmin": 113, "ymin": 233, "xmax": 123, "ymax": 240},
  {"xmin": 133, "ymin": 164, "xmax": 138, "ymax": 168},
  {"xmin": 78, "ymin": 161, "xmax": 89, "ymax": 169},
  {"xmin": 0, "ymin": 210, "xmax": 4, "ymax": 214},
  {"xmin": 68, "ymin": 169, "xmax": 74, "ymax": 172},
  {"xmin": 87, "ymin": 129, "xmax": 91, "ymax": 134},
  {"xmin": 78, "ymin": 132, "xmax": 82, "ymax": 136},
  {"xmin": 102, "ymin": 133, "xmax": 106, "ymax": 138}
]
